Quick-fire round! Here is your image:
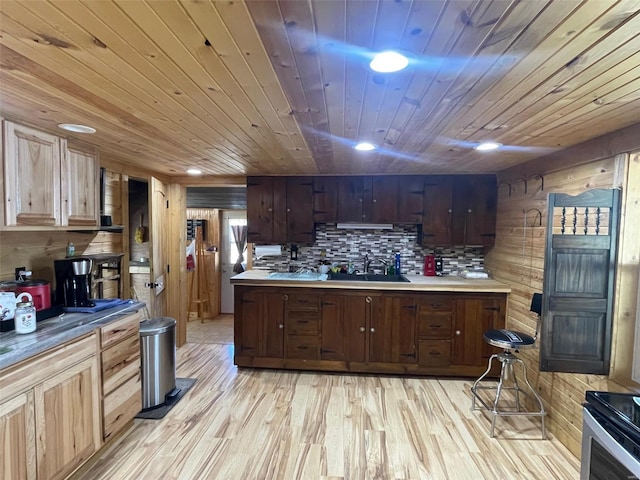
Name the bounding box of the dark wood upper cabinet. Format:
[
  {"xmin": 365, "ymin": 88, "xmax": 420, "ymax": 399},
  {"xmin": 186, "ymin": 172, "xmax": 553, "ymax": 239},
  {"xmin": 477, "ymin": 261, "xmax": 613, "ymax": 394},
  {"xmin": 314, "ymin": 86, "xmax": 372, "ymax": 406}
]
[
  {"xmin": 422, "ymin": 176, "xmax": 453, "ymax": 245},
  {"xmin": 423, "ymin": 175, "xmax": 497, "ymax": 247},
  {"xmin": 370, "ymin": 177, "xmax": 398, "ymax": 223},
  {"xmin": 247, "ymin": 176, "xmax": 314, "ymax": 244},
  {"xmin": 313, "ymin": 177, "xmax": 338, "ymax": 222},
  {"xmin": 395, "ymin": 175, "xmax": 424, "ymax": 223},
  {"xmin": 337, "ymin": 176, "xmax": 371, "ymax": 222}
]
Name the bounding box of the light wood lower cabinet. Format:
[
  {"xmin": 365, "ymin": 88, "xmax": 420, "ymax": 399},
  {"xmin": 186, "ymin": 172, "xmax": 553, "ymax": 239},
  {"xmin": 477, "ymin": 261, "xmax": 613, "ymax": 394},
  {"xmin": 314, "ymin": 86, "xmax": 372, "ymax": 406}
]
[
  {"xmin": 234, "ymin": 286, "xmax": 507, "ymax": 377},
  {"xmin": 99, "ymin": 311, "xmax": 142, "ymax": 441},
  {"xmin": 0, "ymin": 334, "xmax": 101, "ymax": 480}
]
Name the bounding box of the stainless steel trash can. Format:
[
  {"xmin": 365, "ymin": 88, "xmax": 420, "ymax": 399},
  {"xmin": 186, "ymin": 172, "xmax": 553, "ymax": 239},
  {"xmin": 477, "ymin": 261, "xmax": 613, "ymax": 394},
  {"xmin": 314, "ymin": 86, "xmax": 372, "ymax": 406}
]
[{"xmin": 140, "ymin": 317, "xmax": 176, "ymax": 410}]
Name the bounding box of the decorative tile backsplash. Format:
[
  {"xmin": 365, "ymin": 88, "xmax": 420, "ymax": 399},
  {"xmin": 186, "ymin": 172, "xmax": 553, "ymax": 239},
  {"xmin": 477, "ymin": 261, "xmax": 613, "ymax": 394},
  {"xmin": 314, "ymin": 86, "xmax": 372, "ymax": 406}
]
[{"xmin": 252, "ymin": 224, "xmax": 484, "ymax": 275}]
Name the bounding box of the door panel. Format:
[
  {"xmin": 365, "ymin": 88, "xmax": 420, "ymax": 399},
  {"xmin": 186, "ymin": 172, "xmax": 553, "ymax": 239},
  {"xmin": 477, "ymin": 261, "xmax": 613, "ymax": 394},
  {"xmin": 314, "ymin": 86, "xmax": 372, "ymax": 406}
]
[
  {"xmin": 320, "ymin": 296, "xmax": 343, "ymax": 360},
  {"xmin": 149, "ymin": 177, "xmax": 167, "ymax": 318}
]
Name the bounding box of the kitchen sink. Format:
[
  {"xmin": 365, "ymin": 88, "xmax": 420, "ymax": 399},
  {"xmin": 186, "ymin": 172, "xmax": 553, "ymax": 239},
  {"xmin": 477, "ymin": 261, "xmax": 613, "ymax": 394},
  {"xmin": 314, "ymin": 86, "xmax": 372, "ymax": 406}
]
[{"xmin": 328, "ymin": 273, "xmax": 409, "ymax": 282}]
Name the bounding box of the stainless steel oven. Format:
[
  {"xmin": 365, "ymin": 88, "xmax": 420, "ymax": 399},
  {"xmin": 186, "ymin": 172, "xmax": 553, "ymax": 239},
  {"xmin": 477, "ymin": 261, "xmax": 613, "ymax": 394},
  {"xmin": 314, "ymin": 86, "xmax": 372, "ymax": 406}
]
[{"xmin": 581, "ymin": 391, "xmax": 640, "ymax": 480}]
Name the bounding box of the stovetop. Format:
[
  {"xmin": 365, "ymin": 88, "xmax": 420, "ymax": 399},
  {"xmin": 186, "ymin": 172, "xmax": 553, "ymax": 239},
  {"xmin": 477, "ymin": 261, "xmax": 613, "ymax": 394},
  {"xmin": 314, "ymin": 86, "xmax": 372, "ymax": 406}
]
[{"xmin": 586, "ymin": 391, "xmax": 640, "ymax": 441}]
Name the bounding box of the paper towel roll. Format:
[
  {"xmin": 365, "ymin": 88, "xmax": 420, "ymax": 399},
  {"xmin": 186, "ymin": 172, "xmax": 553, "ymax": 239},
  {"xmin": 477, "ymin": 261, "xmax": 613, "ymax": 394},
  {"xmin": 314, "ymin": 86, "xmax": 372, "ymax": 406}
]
[{"xmin": 255, "ymin": 245, "xmax": 282, "ymax": 258}]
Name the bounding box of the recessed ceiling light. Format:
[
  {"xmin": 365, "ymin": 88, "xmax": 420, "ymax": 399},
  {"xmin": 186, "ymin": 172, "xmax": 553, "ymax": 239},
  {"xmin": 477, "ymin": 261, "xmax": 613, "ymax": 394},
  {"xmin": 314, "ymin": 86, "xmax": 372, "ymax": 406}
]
[
  {"xmin": 369, "ymin": 51, "xmax": 409, "ymax": 73},
  {"xmin": 475, "ymin": 142, "xmax": 502, "ymax": 151},
  {"xmin": 354, "ymin": 142, "xmax": 376, "ymax": 151},
  {"xmin": 186, "ymin": 168, "xmax": 202, "ymax": 175},
  {"xmin": 58, "ymin": 123, "xmax": 96, "ymax": 134}
]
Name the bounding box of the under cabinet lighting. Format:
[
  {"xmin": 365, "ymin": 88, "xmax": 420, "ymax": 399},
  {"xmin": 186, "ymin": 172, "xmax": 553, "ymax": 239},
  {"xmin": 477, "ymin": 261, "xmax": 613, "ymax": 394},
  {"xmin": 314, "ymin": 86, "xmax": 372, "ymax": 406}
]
[
  {"xmin": 370, "ymin": 51, "xmax": 409, "ymax": 73},
  {"xmin": 354, "ymin": 142, "xmax": 376, "ymax": 151},
  {"xmin": 475, "ymin": 142, "xmax": 502, "ymax": 151},
  {"xmin": 58, "ymin": 123, "xmax": 96, "ymax": 134},
  {"xmin": 186, "ymin": 168, "xmax": 202, "ymax": 175}
]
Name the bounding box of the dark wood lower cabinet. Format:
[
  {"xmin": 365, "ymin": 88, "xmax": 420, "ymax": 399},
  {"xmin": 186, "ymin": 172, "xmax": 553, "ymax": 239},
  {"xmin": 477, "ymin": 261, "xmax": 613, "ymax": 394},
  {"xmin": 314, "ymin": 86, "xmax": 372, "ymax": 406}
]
[{"xmin": 234, "ymin": 285, "xmax": 506, "ymax": 377}]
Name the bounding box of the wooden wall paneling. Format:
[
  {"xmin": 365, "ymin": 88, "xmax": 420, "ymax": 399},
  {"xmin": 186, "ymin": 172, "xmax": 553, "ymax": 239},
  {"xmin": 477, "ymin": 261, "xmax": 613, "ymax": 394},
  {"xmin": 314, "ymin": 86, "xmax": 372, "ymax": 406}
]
[
  {"xmin": 485, "ymin": 144, "xmax": 640, "ymax": 458},
  {"xmin": 610, "ymin": 152, "xmax": 640, "ymax": 384},
  {"xmin": 168, "ymin": 184, "xmax": 187, "ymax": 347}
]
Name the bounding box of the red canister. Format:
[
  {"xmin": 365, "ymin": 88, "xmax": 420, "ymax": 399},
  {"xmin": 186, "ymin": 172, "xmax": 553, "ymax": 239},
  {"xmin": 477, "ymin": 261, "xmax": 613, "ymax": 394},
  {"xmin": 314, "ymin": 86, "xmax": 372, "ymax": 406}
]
[
  {"xmin": 15, "ymin": 280, "xmax": 51, "ymax": 311},
  {"xmin": 424, "ymin": 255, "xmax": 436, "ymax": 276}
]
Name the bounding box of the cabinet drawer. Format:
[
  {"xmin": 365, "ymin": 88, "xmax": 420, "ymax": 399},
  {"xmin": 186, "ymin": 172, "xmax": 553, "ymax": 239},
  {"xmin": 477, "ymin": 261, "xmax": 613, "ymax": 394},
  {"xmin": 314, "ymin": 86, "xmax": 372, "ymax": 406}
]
[
  {"xmin": 286, "ymin": 335, "xmax": 319, "ymax": 359},
  {"xmin": 286, "ymin": 312, "xmax": 319, "ymax": 335},
  {"xmin": 102, "ymin": 333, "xmax": 140, "ymax": 395},
  {"xmin": 419, "ymin": 297, "xmax": 453, "ymax": 312},
  {"xmin": 286, "ymin": 294, "xmax": 319, "ymax": 311},
  {"xmin": 418, "ymin": 314, "xmax": 452, "ymax": 338},
  {"xmin": 100, "ymin": 310, "xmax": 143, "ymax": 348},
  {"xmin": 418, "ymin": 340, "xmax": 451, "ymax": 367},
  {"xmin": 103, "ymin": 373, "xmax": 142, "ymax": 441}
]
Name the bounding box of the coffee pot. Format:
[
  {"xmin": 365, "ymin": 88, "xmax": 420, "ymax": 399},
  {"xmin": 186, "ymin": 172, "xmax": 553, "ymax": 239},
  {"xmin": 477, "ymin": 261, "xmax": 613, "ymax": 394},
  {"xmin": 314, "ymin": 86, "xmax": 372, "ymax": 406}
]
[{"xmin": 54, "ymin": 258, "xmax": 94, "ymax": 307}]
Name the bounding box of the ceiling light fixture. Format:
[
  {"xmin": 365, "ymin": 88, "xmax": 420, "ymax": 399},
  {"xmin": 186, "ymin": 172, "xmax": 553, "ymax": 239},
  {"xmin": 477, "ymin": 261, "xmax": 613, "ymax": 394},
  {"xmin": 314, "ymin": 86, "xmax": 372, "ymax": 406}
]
[
  {"xmin": 58, "ymin": 123, "xmax": 96, "ymax": 134},
  {"xmin": 186, "ymin": 168, "xmax": 202, "ymax": 175},
  {"xmin": 369, "ymin": 51, "xmax": 409, "ymax": 73},
  {"xmin": 475, "ymin": 142, "xmax": 502, "ymax": 151},
  {"xmin": 354, "ymin": 142, "xmax": 376, "ymax": 151}
]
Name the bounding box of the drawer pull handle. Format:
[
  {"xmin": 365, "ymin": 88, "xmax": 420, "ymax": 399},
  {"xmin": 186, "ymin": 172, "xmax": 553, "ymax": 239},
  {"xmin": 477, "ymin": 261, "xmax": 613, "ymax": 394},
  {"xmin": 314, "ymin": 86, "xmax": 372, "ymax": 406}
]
[
  {"xmin": 431, "ymin": 303, "xmax": 442, "ymax": 308},
  {"xmin": 429, "ymin": 324, "xmax": 442, "ymax": 328}
]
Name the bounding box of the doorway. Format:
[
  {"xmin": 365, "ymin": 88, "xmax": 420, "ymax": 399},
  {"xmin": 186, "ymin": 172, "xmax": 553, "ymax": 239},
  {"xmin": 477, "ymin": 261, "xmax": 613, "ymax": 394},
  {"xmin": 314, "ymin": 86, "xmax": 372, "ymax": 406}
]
[{"xmin": 221, "ymin": 210, "xmax": 247, "ymax": 313}]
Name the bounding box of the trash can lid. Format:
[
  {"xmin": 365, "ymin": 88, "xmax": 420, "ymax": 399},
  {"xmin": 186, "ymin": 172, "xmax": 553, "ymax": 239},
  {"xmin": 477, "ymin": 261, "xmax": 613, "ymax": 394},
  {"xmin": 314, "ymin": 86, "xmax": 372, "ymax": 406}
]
[{"xmin": 140, "ymin": 317, "xmax": 176, "ymax": 336}]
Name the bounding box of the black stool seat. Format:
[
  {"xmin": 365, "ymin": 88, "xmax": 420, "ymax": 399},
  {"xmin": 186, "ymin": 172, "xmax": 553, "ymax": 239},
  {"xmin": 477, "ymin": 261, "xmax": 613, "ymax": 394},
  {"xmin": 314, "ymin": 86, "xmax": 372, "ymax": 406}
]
[{"xmin": 483, "ymin": 329, "xmax": 536, "ymax": 350}]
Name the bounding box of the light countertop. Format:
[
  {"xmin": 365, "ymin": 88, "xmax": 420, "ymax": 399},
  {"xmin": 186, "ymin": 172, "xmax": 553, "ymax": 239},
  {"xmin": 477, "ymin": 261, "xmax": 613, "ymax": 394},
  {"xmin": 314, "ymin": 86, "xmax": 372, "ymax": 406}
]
[
  {"xmin": 0, "ymin": 300, "xmax": 146, "ymax": 370},
  {"xmin": 231, "ymin": 270, "xmax": 511, "ymax": 293}
]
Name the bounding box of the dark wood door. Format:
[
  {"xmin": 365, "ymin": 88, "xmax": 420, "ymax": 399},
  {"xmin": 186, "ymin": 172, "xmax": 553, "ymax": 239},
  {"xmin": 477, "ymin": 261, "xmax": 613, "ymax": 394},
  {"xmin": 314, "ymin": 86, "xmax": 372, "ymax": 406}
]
[
  {"xmin": 343, "ymin": 294, "xmax": 370, "ymax": 362},
  {"xmin": 396, "ymin": 175, "xmax": 424, "ymax": 223},
  {"xmin": 541, "ymin": 189, "xmax": 620, "ymax": 374},
  {"xmin": 246, "ymin": 177, "xmax": 275, "ymax": 244},
  {"xmin": 320, "ymin": 295, "xmax": 344, "ymax": 360},
  {"xmin": 369, "ymin": 296, "xmax": 417, "ymax": 363},
  {"xmin": 263, "ymin": 292, "xmax": 285, "ymax": 358},
  {"xmin": 285, "ymin": 176, "xmax": 314, "ymax": 243},
  {"xmin": 236, "ymin": 290, "xmax": 263, "ymax": 356},
  {"xmin": 422, "ymin": 176, "xmax": 452, "ymax": 246},
  {"xmin": 313, "ymin": 177, "xmax": 338, "ymax": 222},
  {"xmin": 452, "ymin": 297, "xmax": 503, "ymax": 366},
  {"xmin": 462, "ymin": 175, "xmax": 497, "ymax": 246},
  {"xmin": 370, "ymin": 176, "xmax": 398, "ymax": 223},
  {"xmin": 337, "ymin": 176, "xmax": 370, "ymax": 222}
]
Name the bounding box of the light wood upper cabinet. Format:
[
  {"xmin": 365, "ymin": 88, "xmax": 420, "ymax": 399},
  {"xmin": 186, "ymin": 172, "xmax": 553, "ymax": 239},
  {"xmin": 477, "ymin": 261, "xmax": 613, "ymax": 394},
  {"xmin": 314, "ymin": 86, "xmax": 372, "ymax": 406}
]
[
  {"xmin": 1, "ymin": 120, "xmax": 99, "ymax": 229},
  {"xmin": 62, "ymin": 143, "xmax": 100, "ymax": 226},
  {"xmin": 2, "ymin": 121, "xmax": 61, "ymax": 226}
]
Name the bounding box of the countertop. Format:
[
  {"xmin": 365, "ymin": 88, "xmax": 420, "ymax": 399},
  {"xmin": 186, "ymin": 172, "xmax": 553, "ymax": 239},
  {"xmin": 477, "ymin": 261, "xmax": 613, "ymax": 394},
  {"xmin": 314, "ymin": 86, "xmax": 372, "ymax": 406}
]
[
  {"xmin": 231, "ymin": 270, "xmax": 511, "ymax": 293},
  {"xmin": 0, "ymin": 300, "xmax": 145, "ymax": 370}
]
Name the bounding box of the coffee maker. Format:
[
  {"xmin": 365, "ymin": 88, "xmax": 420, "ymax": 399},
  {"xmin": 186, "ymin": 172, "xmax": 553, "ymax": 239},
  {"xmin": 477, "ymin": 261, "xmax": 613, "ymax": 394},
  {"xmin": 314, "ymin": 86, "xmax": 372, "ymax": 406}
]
[{"xmin": 54, "ymin": 258, "xmax": 94, "ymax": 307}]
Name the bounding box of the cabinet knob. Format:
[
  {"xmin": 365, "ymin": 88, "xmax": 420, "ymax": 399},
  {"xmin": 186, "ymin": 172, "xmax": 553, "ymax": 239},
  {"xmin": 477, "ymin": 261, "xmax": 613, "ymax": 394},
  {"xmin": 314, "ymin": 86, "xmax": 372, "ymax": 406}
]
[
  {"xmin": 448, "ymin": 209, "xmax": 452, "ymax": 213},
  {"xmin": 279, "ymin": 323, "xmax": 284, "ymax": 329},
  {"xmin": 286, "ymin": 208, "xmax": 291, "ymax": 212},
  {"xmin": 359, "ymin": 198, "xmax": 363, "ymax": 202},
  {"xmin": 283, "ymin": 294, "xmax": 288, "ymax": 301},
  {"xmin": 359, "ymin": 326, "xmax": 366, "ymax": 333},
  {"xmin": 370, "ymin": 327, "xmax": 376, "ymax": 333},
  {"xmin": 468, "ymin": 208, "xmax": 472, "ymax": 213},
  {"xmin": 373, "ymin": 198, "xmax": 377, "ymax": 203},
  {"xmin": 365, "ymin": 296, "xmax": 372, "ymax": 304},
  {"xmin": 455, "ymin": 330, "xmax": 461, "ymax": 335},
  {"xmin": 268, "ymin": 207, "xmax": 273, "ymax": 212}
]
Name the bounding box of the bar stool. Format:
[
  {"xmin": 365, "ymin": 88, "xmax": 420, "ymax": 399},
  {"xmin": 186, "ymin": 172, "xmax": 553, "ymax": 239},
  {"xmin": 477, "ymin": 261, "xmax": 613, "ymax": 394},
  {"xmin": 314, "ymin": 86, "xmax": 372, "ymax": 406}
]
[{"xmin": 471, "ymin": 293, "xmax": 546, "ymax": 439}]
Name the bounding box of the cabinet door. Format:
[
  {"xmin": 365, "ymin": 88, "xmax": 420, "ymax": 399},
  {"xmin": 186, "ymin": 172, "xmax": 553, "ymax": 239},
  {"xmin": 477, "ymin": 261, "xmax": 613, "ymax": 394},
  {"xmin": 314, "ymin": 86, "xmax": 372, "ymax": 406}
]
[
  {"xmin": 463, "ymin": 175, "xmax": 497, "ymax": 246},
  {"xmin": 3, "ymin": 121, "xmax": 61, "ymax": 226},
  {"xmin": 285, "ymin": 177, "xmax": 314, "ymax": 243},
  {"xmin": 422, "ymin": 176, "xmax": 452, "ymax": 245},
  {"xmin": 370, "ymin": 177, "xmax": 398, "ymax": 223},
  {"xmin": 343, "ymin": 294, "xmax": 371, "ymax": 362},
  {"xmin": 34, "ymin": 355, "xmax": 101, "ymax": 480},
  {"xmin": 313, "ymin": 177, "xmax": 338, "ymax": 222},
  {"xmin": 61, "ymin": 143, "xmax": 99, "ymax": 227},
  {"xmin": 396, "ymin": 175, "xmax": 424, "ymax": 223},
  {"xmin": 247, "ymin": 177, "xmax": 275, "ymax": 243},
  {"xmin": 320, "ymin": 295, "xmax": 343, "ymax": 360},
  {"xmin": 0, "ymin": 391, "xmax": 36, "ymax": 480},
  {"xmin": 369, "ymin": 296, "xmax": 417, "ymax": 363},
  {"xmin": 337, "ymin": 176, "xmax": 369, "ymax": 222},
  {"xmin": 238, "ymin": 290, "xmax": 285, "ymax": 358},
  {"xmin": 452, "ymin": 297, "xmax": 504, "ymax": 366}
]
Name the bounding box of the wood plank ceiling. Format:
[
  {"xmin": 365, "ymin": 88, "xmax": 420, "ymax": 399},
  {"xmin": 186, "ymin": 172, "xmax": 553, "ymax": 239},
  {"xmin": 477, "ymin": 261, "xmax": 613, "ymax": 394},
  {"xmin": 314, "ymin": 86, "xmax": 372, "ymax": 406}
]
[{"xmin": 0, "ymin": 0, "xmax": 639, "ymax": 177}]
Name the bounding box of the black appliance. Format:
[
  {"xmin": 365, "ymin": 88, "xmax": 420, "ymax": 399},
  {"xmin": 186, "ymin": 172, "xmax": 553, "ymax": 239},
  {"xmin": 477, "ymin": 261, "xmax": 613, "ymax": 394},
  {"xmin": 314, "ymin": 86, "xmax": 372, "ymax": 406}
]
[
  {"xmin": 582, "ymin": 391, "xmax": 640, "ymax": 479},
  {"xmin": 54, "ymin": 258, "xmax": 94, "ymax": 307}
]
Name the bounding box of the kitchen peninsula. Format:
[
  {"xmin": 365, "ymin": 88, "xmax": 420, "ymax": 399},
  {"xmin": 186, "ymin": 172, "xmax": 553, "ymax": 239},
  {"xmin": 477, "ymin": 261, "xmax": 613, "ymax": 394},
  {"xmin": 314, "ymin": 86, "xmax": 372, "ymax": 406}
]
[{"xmin": 232, "ymin": 270, "xmax": 510, "ymax": 378}]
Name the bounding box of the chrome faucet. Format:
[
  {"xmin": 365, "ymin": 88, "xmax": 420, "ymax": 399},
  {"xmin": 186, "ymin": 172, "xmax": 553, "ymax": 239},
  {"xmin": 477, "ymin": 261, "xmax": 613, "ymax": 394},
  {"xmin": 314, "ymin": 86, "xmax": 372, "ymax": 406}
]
[{"xmin": 364, "ymin": 253, "xmax": 389, "ymax": 274}]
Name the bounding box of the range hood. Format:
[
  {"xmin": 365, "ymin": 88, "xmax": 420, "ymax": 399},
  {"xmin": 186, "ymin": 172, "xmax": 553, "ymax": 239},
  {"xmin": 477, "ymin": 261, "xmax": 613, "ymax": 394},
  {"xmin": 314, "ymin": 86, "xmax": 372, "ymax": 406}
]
[{"xmin": 336, "ymin": 223, "xmax": 394, "ymax": 230}]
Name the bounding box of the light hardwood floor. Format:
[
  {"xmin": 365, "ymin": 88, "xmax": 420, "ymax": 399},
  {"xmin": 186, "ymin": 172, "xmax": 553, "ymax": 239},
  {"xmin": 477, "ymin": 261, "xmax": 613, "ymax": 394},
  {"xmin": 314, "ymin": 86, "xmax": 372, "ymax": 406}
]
[{"xmin": 82, "ymin": 316, "xmax": 580, "ymax": 480}]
